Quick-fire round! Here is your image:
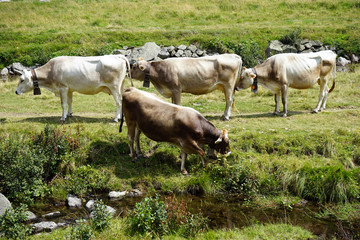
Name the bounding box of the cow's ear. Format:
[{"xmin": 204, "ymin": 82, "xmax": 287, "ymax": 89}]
[
  {"xmin": 242, "ymin": 67, "xmax": 246, "ymax": 70},
  {"xmin": 139, "ymin": 65, "xmax": 146, "ymax": 71},
  {"xmin": 138, "ymin": 57, "xmax": 144, "ymax": 61}
]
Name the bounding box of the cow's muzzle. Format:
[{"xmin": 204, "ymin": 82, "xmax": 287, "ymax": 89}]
[{"xmin": 15, "ymin": 90, "xmax": 22, "ymax": 95}]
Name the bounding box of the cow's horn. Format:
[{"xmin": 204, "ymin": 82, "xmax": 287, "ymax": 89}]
[{"xmin": 215, "ymin": 137, "xmax": 222, "ymax": 144}]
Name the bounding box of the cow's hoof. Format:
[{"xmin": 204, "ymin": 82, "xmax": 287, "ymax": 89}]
[
  {"xmin": 273, "ymin": 111, "xmax": 279, "ymax": 116},
  {"xmin": 312, "ymin": 110, "xmax": 319, "ymax": 114},
  {"xmin": 221, "ymin": 115, "xmax": 229, "ymax": 121},
  {"xmin": 114, "ymin": 118, "xmax": 119, "ymax": 123},
  {"xmin": 68, "ymin": 113, "xmax": 73, "ymax": 117},
  {"xmin": 282, "ymin": 113, "xmax": 287, "ymax": 117},
  {"xmin": 182, "ymin": 170, "xmax": 189, "ymax": 175}
]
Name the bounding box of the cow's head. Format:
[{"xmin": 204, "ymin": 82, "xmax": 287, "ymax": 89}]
[
  {"xmin": 214, "ymin": 129, "xmax": 231, "ymax": 156},
  {"xmin": 235, "ymin": 67, "xmax": 256, "ymax": 91},
  {"xmin": 130, "ymin": 58, "xmax": 149, "ymax": 80},
  {"xmin": 15, "ymin": 69, "xmax": 33, "ymax": 95}
]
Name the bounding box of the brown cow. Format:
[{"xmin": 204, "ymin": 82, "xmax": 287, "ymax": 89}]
[
  {"xmin": 236, "ymin": 50, "xmax": 336, "ymax": 117},
  {"xmin": 120, "ymin": 87, "xmax": 231, "ymax": 175},
  {"xmin": 131, "ymin": 54, "xmax": 242, "ymax": 120}
]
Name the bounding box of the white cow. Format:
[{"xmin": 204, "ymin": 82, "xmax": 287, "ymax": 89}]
[
  {"xmin": 236, "ymin": 50, "xmax": 336, "ymax": 117},
  {"xmin": 15, "ymin": 55, "xmax": 131, "ymax": 122}
]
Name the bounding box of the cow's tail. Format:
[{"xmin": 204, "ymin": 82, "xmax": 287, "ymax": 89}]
[
  {"xmin": 328, "ymin": 63, "xmax": 336, "ymax": 93},
  {"xmin": 118, "ymin": 55, "xmax": 133, "ymax": 87},
  {"xmin": 119, "ymin": 111, "xmax": 124, "ymax": 133}
]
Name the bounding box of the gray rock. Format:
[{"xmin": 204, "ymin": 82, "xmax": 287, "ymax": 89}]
[
  {"xmin": 282, "ymin": 45, "xmax": 297, "ymax": 53},
  {"xmin": 85, "ymin": 200, "xmax": 95, "ymax": 211},
  {"xmin": 32, "ymin": 221, "xmax": 58, "ymax": 233},
  {"xmin": 187, "ymin": 44, "xmax": 197, "ymax": 53},
  {"xmin": 1, "ymin": 67, "xmax": 8, "ymax": 76},
  {"xmin": 184, "ymin": 50, "xmax": 193, "ymax": 57},
  {"xmin": 109, "ymin": 191, "xmax": 127, "ymax": 198},
  {"xmin": 9, "ymin": 62, "xmax": 27, "ymax": 75},
  {"xmin": 66, "ymin": 195, "xmax": 82, "ymax": 208},
  {"xmin": 177, "ymin": 44, "xmax": 187, "ymax": 51},
  {"xmin": 158, "ymin": 48, "xmax": 170, "ymax": 59},
  {"xmin": 167, "ymin": 46, "xmax": 175, "ymax": 52},
  {"xmin": 42, "ymin": 211, "xmax": 61, "ymax": 219},
  {"xmin": 126, "ymin": 189, "xmax": 142, "ymax": 197},
  {"xmin": 266, "ymin": 40, "xmax": 285, "ymax": 57},
  {"xmin": 337, "ymin": 57, "xmax": 351, "ymax": 66},
  {"xmin": 309, "ymin": 40, "xmax": 323, "ymax": 47},
  {"xmin": 196, "ymin": 49, "xmax": 205, "ymax": 56},
  {"xmin": 0, "ymin": 193, "xmax": 12, "ymax": 216},
  {"xmin": 175, "ymin": 50, "xmax": 184, "ymax": 57},
  {"xmin": 113, "ymin": 49, "xmax": 131, "ymax": 56},
  {"xmin": 129, "ymin": 42, "xmax": 161, "ymax": 62},
  {"xmin": 351, "ymin": 54, "xmax": 359, "ymax": 63},
  {"xmin": 25, "ymin": 211, "xmax": 37, "ymax": 222}
]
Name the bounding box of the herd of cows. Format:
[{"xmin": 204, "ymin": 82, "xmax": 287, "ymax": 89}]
[{"xmin": 15, "ymin": 50, "xmax": 337, "ymax": 174}]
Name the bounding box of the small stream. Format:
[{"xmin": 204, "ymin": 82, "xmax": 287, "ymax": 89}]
[{"xmin": 29, "ymin": 193, "xmax": 356, "ymax": 239}]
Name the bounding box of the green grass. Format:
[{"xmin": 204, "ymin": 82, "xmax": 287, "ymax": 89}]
[{"xmin": 1, "ymin": 0, "xmax": 360, "ymax": 67}]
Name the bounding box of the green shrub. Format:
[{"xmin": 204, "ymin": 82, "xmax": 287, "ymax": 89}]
[
  {"xmin": 32, "ymin": 125, "xmax": 80, "ymax": 182},
  {"xmin": 128, "ymin": 195, "xmax": 208, "ymax": 238},
  {"xmin": 128, "ymin": 195, "xmax": 169, "ymax": 238},
  {"xmin": 64, "ymin": 165, "xmax": 110, "ymax": 197},
  {"xmin": 91, "ymin": 200, "xmax": 113, "ymax": 232},
  {"xmin": 69, "ymin": 219, "xmax": 93, "ymax": 240},
  {"xmin": 279, "ymin": 28, "xmax": 302, "ymax": 45},
  {"xmin": 208, "ymin": 163, "xmax": 258, "ymax": 196},
  {"xmin": 0, "ymin": 137, "xmax": 47, "ymax": 204},
  {"xmin": 0, "ymin": 204, "xmax": 33, "ymax": 240}
]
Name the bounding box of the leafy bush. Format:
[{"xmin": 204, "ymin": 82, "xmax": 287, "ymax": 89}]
[
  {"xmin": 208, "ymin": 163, "xmax": 258, "ymax": 196},
  {"xmin": 128, "ymin": 195, "xmax": 208, "ymax": 238},
  {"xmin": 128, "ymin": 195, "xmax": 169, "ymax": 238},
  {"xmin": 0, "ymin": 137, "xmax": 47, "ymax": 204},
  {"xmin": 91, "ymin": 200, "xmax": 113, "ymax": 232},
  {"xmin": 64, "ymin": 165, "xmax": 110, "ymax": 197},
  {"xmin": 0, "ymin": 204, "xmax": 33, "ymax": 240},
  {"xmin": 32, "ymin": 125, "xmax": 80, "ymax": 182},
  {"xmin": 69, "ymin": 219, "xmax": 93, "ymax": 240},
  {"xmin": 279, "ymin": 28, "xmax": 302, "ymax": 45}
]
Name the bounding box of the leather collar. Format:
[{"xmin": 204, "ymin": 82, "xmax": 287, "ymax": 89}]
[
  {"xmin": 251, "ymin": 68, "xmax": 258, "ymax": 94},
  {"xmin": 31, "ymin": 69, "xmax": 41, "ymax": 95},
  {"xmin": 143, "ymin": 63, "xmax": 151, "ymax": 88}
]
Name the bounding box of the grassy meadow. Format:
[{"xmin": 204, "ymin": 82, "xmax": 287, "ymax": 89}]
[
  {"xmin": 1, "ymin": 0, "xmax": 360, "ymax": 67},
  {"xmin": 1, "ymin": 0, "xmax": 360, "ymax": 238}
]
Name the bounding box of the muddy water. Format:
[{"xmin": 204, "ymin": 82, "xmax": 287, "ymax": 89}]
[{"xmin": 28, "ymin": 193, "xmax": 354, "ymax": 239}]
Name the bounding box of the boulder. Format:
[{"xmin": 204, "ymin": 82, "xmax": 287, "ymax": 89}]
[
  {"xmin": 158, "ymin": 48, "xmax": 170, "ymax": 59},
  {"xmin": 177, "ymin": 44, "xmax": 187, "ymax": 51},
  {"xmin": 32, "ymin": 221, "xmax": 58, "ymax": 233},
  {"xmin": 129, "ymin": 42, "xmax": 160, "ymax": 63},
  {"xmin": 0, "ymin": 193, "xmax": 12, "ymax": 216},
  {"xmin": 85, "ymin": 200, "xmax": 95, "ymax": 211},
  {"xmin": 337, "ymin": 57, "xmax": 351, "ymax": 66},
  {"xmin": 266, "ymin": 40, "xmax": 284, "ymax": 57},
  {"xmin": 109, "ymin": 190, "xmax": 127, "ymax": 198},
  {"xmin": 126, "ymin": 189, "xmax": 142, "ymax": 197},
  {"xmin": 187, "ymin": 44, "xmax": 197, "ymax": 53},
  {"xmin": 66, "ymin": 195, "xmax": 82, "ymax": 208},
  {"xmin": 25, "ymin": 211, "xmax": 38, "ymax": 222},
  {"xmin": 42, "ymin": 211, "xmax": 61, "ymax": 219}
]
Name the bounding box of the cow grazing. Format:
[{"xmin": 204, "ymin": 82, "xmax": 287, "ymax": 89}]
[
  {"xmin": 236, "ymin": 50, "xmax": 336, "ymax": 117},
  {"xmin": 131, "ymin": 54, "xmax": 243, "ymax": 120},
  {"xmin": 15, "ymin": 55, "xmax": 131, "ymax": 122},
  {"xmin": 120, "ymin": 87, "xmax": 231, "ymax": 175}
]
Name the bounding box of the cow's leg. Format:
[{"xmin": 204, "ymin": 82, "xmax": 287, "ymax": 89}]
[
  {"xmin": 109, "ymin": 87, "xmax": 122, "ymax": 122},
  {"xmin": 313, "ymin": 77, "xmax": 328, "ymax": 113},
  {"xmin": 180, "ymin": 151, "xmax": 188, "ymax": 175},
  {"xmin": 222, "ymin": 88, "xmax": 234, "ymax": 121},
  {"xmin": 273, "ymin": 93, "xmax": 280, "ymax": 115},
  {"xmin": 171, "ymin": 89, "xmax": 181, "ymax": 105},
  {"xmin": 134, "ymin": 127, "xmax": 143, "ymax": 158},
  {"xmin": 127, "ymin": 123, "xmax": 136, "ymax": 161},
  {"xmin": 59, "ymin": 89, "xmax": 68, "ymax": 122},
  {"xmin": 207, "ymin": 148, "xmax": 217, "ymax": 159},
  {"xmin": 67, "ymin": 91, "xmax": 73, "ymax": 117},
  {"xmin": 280, "ymin": 85, "xmax": 288, "ymax": 117}
]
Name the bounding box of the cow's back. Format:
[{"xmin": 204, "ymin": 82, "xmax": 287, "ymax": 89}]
[
  {"xmin": 122, "ymin": 88, "xmax": 203, "ymax": 143},
  {"xmin": 160, "ymin": 54, "xmax": 242, "ymax": 94}
]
